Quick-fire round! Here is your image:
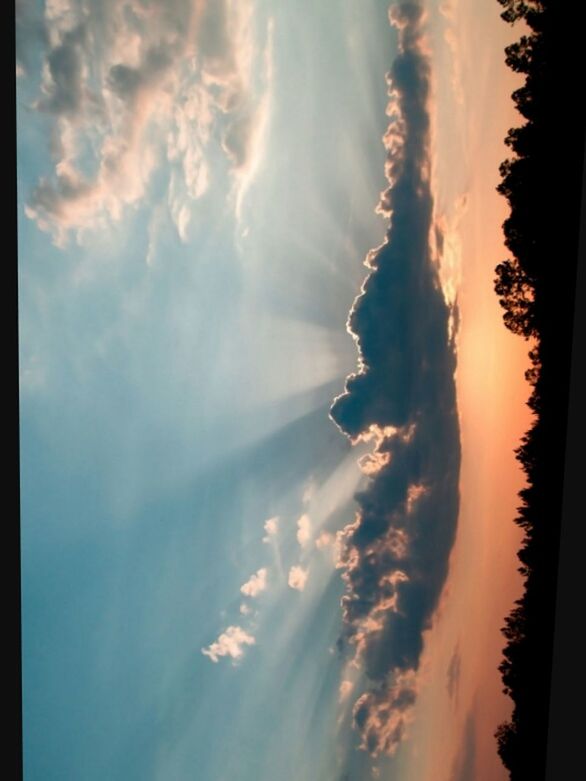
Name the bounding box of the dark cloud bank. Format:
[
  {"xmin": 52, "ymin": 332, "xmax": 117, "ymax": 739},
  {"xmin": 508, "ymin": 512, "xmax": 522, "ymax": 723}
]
[{"xmin": 330, "ymin": 2, "xmax": 461, "ymax": 758}]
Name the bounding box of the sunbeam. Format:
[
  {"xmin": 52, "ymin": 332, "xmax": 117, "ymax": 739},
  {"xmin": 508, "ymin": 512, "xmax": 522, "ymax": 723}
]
[{"xmin": 18, "ymin": 2, "xmax": 539, "ymax": 780}]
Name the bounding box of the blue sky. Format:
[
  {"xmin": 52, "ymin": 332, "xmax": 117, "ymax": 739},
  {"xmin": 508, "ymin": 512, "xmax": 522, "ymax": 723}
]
[
  {"xmin": 18, "ymin": 2, "xmax": 397, "ymax": 779},
  {"xmin": 18, "ymin": 1, "xmax": 529, "ymax": 779}
]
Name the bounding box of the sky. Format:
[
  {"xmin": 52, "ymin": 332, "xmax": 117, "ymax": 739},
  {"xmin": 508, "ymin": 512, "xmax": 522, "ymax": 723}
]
[{"xmin": 18, "ymin": 1, "xmax": 530, "ymax": 780}]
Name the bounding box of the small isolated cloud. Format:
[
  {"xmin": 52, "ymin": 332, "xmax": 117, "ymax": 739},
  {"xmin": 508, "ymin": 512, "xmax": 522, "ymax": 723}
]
[
  {"xmin": 262, "ymin": 516, "xmax": 279, "ymax": 543},
  {"xmin": 201, "ymin": 625, "xmax": 255, "ymax": 663},
  {"xmin": 447, "ymin": 645, "xmax": 462, "ymax": 703},
  {"xmin": 296, "ymin": 514, "xmax": 312, "ymax": 548},
  {"xmin": 240, "ymin": 567, "xmax": 268, "ymax": 598},
  {"xmin": 240, "ymin": 603, "xmax": 251, "ymax": 616},
  {"xmin": 288, "ymin": 565, "xmax": 308, "ymax": 592}
]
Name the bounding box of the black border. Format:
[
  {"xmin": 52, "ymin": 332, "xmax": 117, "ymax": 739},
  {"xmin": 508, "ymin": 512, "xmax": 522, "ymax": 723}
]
[{"xmin": 545, "ymin": 135, "xmax": 586, "ymax": 779}]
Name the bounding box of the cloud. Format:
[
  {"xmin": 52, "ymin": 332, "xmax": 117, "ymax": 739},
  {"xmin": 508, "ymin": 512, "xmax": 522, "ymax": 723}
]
[
  {"xmin": 330, "ymin": 1, "xmax": 461, "ymax": 757},
  {"xmin": 339, "ymin": 679, "xmax": 354, "ymax": 703},
  {"xmin": 201, "ymin": 625, "xmax": 255, "ymax": 663},
  {"xmin": 240, "ymin": 567, "xmax": 268, "ymax": 598},
  {"xmin": 316, "ymin": 531, "xmax": 334, "ymax": 549},
  {"xmin": 446, "ymin": 644, "xmax": 461, "ymax": 703},
  {"xmin": 439, "ymin": 0, "xmax": 465, "ymax": 107},
  {"xmin": 15, "ymin": 0, "xmax": 48, "ymax": 76},
  {"xmin": 358, "ymin": 450, "xmax": 392, "ymax": 476},
  {"xmin": 296, "ymin": 513, "xmax": 312, "ymax": 548},
  {"xmin": 288, "ymin": 565, "xmax": 308, "ymax": 592},
  {"xmin": 22, "ymin": 0, "xmax": 273, "ymax": 243},
  {"xmin": 37, "ymin": 23, "xmax": 87, "ymax": 115},
  {"xmin": 449, "ymin": 712, "xmax": 476, "ymax": 781},
  {"xmin": 352, "ymin": 673, "xmax": 417, "ymax": 757},
  {"xmin": 262, "ymin": 516, "xmax": 279, "ymax": 543}
]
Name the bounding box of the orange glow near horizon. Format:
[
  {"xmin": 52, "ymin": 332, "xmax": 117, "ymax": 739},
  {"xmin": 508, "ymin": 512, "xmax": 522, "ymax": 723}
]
[
  {"xmin": 443, "ymin": 13, "xmax": 531, "ymax": 781},
  {"xmin": 398, "ymin": 3, "xmax": 534, "ymax": 780}
]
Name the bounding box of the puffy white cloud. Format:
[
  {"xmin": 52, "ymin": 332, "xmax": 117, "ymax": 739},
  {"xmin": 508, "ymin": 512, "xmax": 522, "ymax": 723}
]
[
  {"xmin": 240, "ymin": 567, "xmax": 267, "ymax": 598},
  {"xmin": 288, "ymin": 565, "xmax": 308, "ymax": 592},
  {"xmin": 262, "ymin": 516, "xmax": 278, "ymax": 543},
  {"xmin": 296, "ymin": 513, "xmax": 312, "ymax": 548},
  {"xmin": 201, "ymin": 625, "xmax": 255, "ymax": 663}
]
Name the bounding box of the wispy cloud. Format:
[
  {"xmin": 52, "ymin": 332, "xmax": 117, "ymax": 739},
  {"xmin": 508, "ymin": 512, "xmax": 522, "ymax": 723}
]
[
  {"xmin": 447, "ymin": 644, "xmax": 462, "ymax": 704},
  {"xmin": 339, "ymin": 679, "xmax": 354, "ymax": 703},
  {"xmin": 439, "ymin": 0, "xmax": 465, "ymax": 107},
  {"xmin": 315, "ymin": 531, "xmax": 334, "ymax": 550},
  {"xmin": 449, "ymin": 712, "xmax": 476, "ymax": 781},
  {"xmin": 330, "ymin": 1, "xmax": 461, "ymax": 757},
  {"xmin": 201, "ymin": 624, "xmax": 255, "ymax": 663}
]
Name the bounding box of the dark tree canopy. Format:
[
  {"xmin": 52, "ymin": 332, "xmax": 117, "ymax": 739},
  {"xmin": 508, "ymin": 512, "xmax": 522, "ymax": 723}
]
[
  {"xmin": 494, "ymin": 260, "xmax": 536, "ymax": 338},
  {"xmin": 492, "ymin": 1, "xmax": 585, "ymax": 778},
  {"xmin": 504, "ymin": 36, "xmax": 537, "ymax": 73},
  {"xmin": 497, "ymin": 0, "xmax": 546, "ymax": 27}
]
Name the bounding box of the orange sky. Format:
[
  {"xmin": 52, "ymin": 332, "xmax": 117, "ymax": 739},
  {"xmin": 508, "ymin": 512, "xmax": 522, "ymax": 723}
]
[
  {"xmin": 450, "ymin": 7, "xmax": 533, "ymax": 777},
  {"xmin": 394, "ymin": 3, "xmax": 534, "ymax": 780}
]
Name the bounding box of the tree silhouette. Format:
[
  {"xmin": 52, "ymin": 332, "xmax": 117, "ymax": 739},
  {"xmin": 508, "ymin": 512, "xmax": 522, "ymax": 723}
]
[
  {"xmin": 492, "ymin": 1, "xmax": 585, "ymax": 778},
  {"xmin": 504, "ymin": 37, "xmax": 537, "ymax": 74},
  {"xmin": 494, "ymin": 259, "xmax": 536, "ymax": 338}
]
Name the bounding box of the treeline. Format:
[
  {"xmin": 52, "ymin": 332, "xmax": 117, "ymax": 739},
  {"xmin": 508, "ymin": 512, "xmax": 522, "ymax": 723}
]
[{"xmin": 492, "ymin": 1, "xmax": 585, "ymax": 778}]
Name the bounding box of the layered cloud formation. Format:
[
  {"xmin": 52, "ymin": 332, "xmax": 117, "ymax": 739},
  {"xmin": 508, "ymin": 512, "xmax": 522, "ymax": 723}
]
[
  {"xmin": 21, "ymin": 0, "xmax": 272, "ymax": 244},
  {"xmin": 330, "ymin": 1, "xmax": 461, "ymax": 758}
]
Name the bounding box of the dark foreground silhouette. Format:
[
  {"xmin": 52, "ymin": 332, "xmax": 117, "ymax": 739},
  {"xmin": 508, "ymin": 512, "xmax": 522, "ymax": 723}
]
[{"xmin": 492, "ymin": 1, "xmax": 585, "ymax": 778}]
